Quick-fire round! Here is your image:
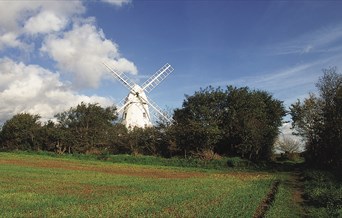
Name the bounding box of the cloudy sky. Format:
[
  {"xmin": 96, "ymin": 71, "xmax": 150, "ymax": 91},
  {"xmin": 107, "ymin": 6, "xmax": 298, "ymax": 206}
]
[{"xmin": 0, "ymin": 1, "xmax": 342, "ymax": 126}]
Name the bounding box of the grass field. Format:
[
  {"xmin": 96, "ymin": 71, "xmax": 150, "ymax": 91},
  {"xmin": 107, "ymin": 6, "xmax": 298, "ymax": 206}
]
[{"xmin": 0, "ymin": 152, "xmax": 301, "ymax": 217}]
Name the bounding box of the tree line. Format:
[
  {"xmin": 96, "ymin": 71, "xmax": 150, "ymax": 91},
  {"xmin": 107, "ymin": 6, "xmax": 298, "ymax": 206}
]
[
  {"xmin": 0, "ymin": 85, "xmax": 285, "ymax": 162},
  {"xmin": 0, "ymin": 67, "xmax": 340, "ymax": 169},
  {"xmin": 290, "ymin": 67, "xmax": 341, "ymax": 170}
]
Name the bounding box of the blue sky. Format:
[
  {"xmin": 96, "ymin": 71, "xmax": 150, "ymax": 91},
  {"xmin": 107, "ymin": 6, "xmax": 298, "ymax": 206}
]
[
  {"xmin": 0, "ymin": 0, "xmax": 342, "ymax": 124},
  {"xmin": 87, "ymin": 1, "xmax": 342, "ymax": 109}
]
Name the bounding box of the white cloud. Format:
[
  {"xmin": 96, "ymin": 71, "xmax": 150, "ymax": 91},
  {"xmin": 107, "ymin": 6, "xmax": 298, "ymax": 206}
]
[
  {"xmin": 24, "ymin": 11, "xmax": 68, "ymax": 34},
  {"xmin": 0, "ymin": 1, "xmax": 85, "ymax": 52},
  {"xmin": 0, "ymin": 58, "xmax": 113, "ymax": 123},
  {"xmin": 0, "ymin": 1, "xmax": 136, "ymax": 123},
  {"xmin": 41, "ymin": 22, "xmax": 137, "ymax": 88},
  {"xmin": 101, "ymin": 0, "xmax": 132, "ymax": 7},
  {"xmin": 0, "ymin": 1, "xmax": 85, "ymax": 34},
  {"xmin": 0, "ymin": 32, "xmax": 22, "ymax": 49}
]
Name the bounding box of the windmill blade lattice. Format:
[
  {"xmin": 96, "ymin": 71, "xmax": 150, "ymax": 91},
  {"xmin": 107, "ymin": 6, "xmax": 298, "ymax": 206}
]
[
  {"xmin": 117, "ymin": 97, "xmax": 129, "ymax": 113},
  {"xmin": 143, "ymin": 95, "xmax": 173, "ymax": 123},
  {"xmin": 141, "ymin": 63, "xmax": 174, "ymax": 93},
  {"xmin": 103, "ymin": 62, "xmax": 136, "ymax": 91}
]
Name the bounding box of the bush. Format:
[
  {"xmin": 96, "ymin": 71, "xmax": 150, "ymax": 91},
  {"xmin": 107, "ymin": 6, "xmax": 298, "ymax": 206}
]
[
  {"xmin": 303, "ymin": 170, "xmax": 342, "ymax": 217},
  {"xmin": 226, "ymin": 157, "xmax": 252, "ymax": 168}
]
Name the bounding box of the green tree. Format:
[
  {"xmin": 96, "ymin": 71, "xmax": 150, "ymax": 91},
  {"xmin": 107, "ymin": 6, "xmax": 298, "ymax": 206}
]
[
  {"xmin": 107, "ymin": 123, "xmax": 129, "ymax": 154},
  {"xmin": 0, "ymin": 113, "xmax": 41, "ymax": 151},
  {"xmin": 40, "ymin": 120, "xmax": 74, "ymax": 154},
  {"xmin": 173, "ymin": 86, "xmax": 225, "ymax": 157},
  {"xmin": 39, "ymin": 120, "xmax": 58, "ymax": 152},
  {"xmin": 123, "ymin": 127, "xmax": 163, "ymax": 156},
  {"xmin": 55, "ymin": 102, "xmax": 117, "ymax": 153},
  {"xmin": 173, "ymin": 86, "xmax": 285, "ymax": 161},
  {"xmin": 220, "ymin": 86, "xmax": 285, "ymax": 161},
  {"xmin": 290, "ymin": 67, "xmax": 342, "ymax": 169}
]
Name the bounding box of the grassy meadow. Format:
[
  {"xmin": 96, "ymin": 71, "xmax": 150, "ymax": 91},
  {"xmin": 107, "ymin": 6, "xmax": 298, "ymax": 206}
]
[{"xmin": 0, "ymin": 152, "xmax": 301, "ymax": 217}]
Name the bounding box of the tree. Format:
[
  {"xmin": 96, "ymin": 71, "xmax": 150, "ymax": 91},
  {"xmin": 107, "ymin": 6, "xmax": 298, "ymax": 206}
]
[
  {"xmin": 290, "ymin": 67, "xmax": 342, "ymax": 169},
  {"xmin": 274, "ymin": 134, "xmax": 302, "ymax": 160},
  {"xmin": 290, "ymin": 94, "xmax": 323, "ymax": 164},
  {"xmin": 173, "ymin": 86, "xmax": 286, "ymax": 161},
  {"xmin": 107, "ymin": 123, "xmax": 129, "ymax": 154},
  {"xmin": 54, "ymin": 102, "xmax": 117, "ymax": 153},
  {"xmin": 220, "ymin": 86, "xmax": 285, "ymax": 161},
  {"xmin": 124, "ymin": 127, "xmax": 162, "ymax": 156},
  {"xmin": 0, "ymin": 113, "xmax": 41, "ymax": 151},
  {"xmin": 173, "ymin": 86, "xmax": 226, "ymax": 157},
  {"xmin": 40, "ymin": 120, "xmax": 59, "ymax": 152}
]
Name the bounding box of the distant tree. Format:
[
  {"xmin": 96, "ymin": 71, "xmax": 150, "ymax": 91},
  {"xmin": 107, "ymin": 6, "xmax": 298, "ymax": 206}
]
[
  {"xmin": 173, "ymin": 86, "xmax": 286, "ymax": 161},
  {"xmin": 173, "ymin": 86, "xmax": 225, "ymax": 157},
  {"xmin": 107, "ymin": 123, "xmax": 129, "ymax": 154},
  {"xmin": 275, "ymin": 134, "xmax": 301, "ymax": 154},
  {"xmin": 289, "ymin": 94, "xmax": 322, "ymax": 143},
  {"xmin": 39, "ymin": 120, "xmax": 74, "ymax": 154},
  {"xmin": 122, "ymin": 127, "xmax": 163, "ymax": 156},
  {"xmin": 0, "ymin": 113, "xmax": 41, "ymax": 151},
  {"xmin": 220, "ymin": 86, "xmax": 285, "ymax": 161},
  {"xmin": 54, "ymin": 102, "xmax": 117, "ymax": 153},
  {"xmin": 290, "ymin": 67, "xmax": 342, "ymax": 169},
  {"xmin": 39, "ymin": 120, "xmax": 58, "ymax": 152}
]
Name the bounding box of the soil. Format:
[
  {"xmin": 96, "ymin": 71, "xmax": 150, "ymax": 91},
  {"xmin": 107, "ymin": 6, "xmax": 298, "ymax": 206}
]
[
  {"xmin": 290, "ymin": 168, "xmax": 306, "ymax": 217},
  {"xmin": 253, "ymin": 180, "xmax": 280, "ymax": 218}
]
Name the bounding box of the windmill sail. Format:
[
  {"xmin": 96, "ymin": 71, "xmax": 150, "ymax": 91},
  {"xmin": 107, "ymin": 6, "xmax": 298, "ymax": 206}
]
[
  {"xmin": 142, "ymin": 63, "xmax": 174, "ymax": 93},
  {"xmin": 103, "ymin": 62, "xmax": 135, "ymax": 91},
  {"xmin": 104, "ymin": 62, "xmax": 174, "ymax": 129},
  {"xmin": 143, "ymin": 95, "xmax": 172, "ymax": 123}
]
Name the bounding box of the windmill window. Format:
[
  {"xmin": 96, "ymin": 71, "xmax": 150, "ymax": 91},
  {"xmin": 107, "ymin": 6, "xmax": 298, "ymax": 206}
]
[
  {"xmin": 143, "ymin": 112, "xmax": 146, "ymax": 118},
  {"xmin": 124, "ymin": 113, "xmax": 127, "ymax": 118}
]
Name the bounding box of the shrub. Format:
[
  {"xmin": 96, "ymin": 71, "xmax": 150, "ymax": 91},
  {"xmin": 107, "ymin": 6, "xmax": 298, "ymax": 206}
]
[
  {"xmin": 226, "ymin": 157, "xmax": 251, "ymax": 168},
  {"xmin": 303, "ymin": 170, "xmax": 342, "ymax": 217}
]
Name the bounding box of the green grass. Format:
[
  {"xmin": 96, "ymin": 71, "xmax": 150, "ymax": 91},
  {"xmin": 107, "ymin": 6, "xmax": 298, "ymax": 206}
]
[
  {"xmin": 0, "ymin": 152, "xmax": 298, "ymax": 217},
  {"xmin": 265, "ymin": 174, "xmax": 302, "ymax": 218}
]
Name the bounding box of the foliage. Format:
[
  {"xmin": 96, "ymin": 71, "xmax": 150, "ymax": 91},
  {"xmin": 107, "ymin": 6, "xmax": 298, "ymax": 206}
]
[
  {"xmin": 106, "ymin": 123, "xmax": 128, "ymax": 154},
  {"xmin": 0, "ymin": 113, "xmax": 41, "ymax": 151},
  {"xmin": 173, "ymin": 86, "xmax": 286, "ymax": 161},
  {"xmin": 172, "ymin": 86, "xmax": 225, "ymax": 156},
  {"xmin": 125, "ymin": 127, "xmax": 160, "ymax": 155},
  {"xmin": 290, "ymin": 67, "xmax": 342, "ymax": 169},
  {"xmin": 54, "ymin": 102, "xmax": 117, "ymax": 153},
  {"xmin": 302, "ymin": 170, "xmax": 342, "ymax": 217},
  {"xmin": 226, "ymin": 156, "xmax": 253, "ymax": 168}
]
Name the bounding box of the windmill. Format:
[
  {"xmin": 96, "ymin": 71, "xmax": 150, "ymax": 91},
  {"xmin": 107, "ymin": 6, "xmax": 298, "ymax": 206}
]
[{"xmin": 103, "ymin": 62, "xmax": 174, "ymax": 129}]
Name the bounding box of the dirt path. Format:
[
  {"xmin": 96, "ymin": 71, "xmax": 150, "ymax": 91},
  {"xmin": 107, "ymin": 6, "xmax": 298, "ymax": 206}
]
[
  {"xmin": 253, "ymin": 165, "xmax": 306, "ymax": 218},
  {"xmin": 290, "ymin": 168, "xmax": 306, "ymax": 217}
]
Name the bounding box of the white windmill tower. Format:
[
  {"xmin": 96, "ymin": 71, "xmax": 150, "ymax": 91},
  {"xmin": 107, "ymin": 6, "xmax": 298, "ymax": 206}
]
[{"xmin": 103, "ymin": 62, "xmax": 174, "ymax": 129}]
